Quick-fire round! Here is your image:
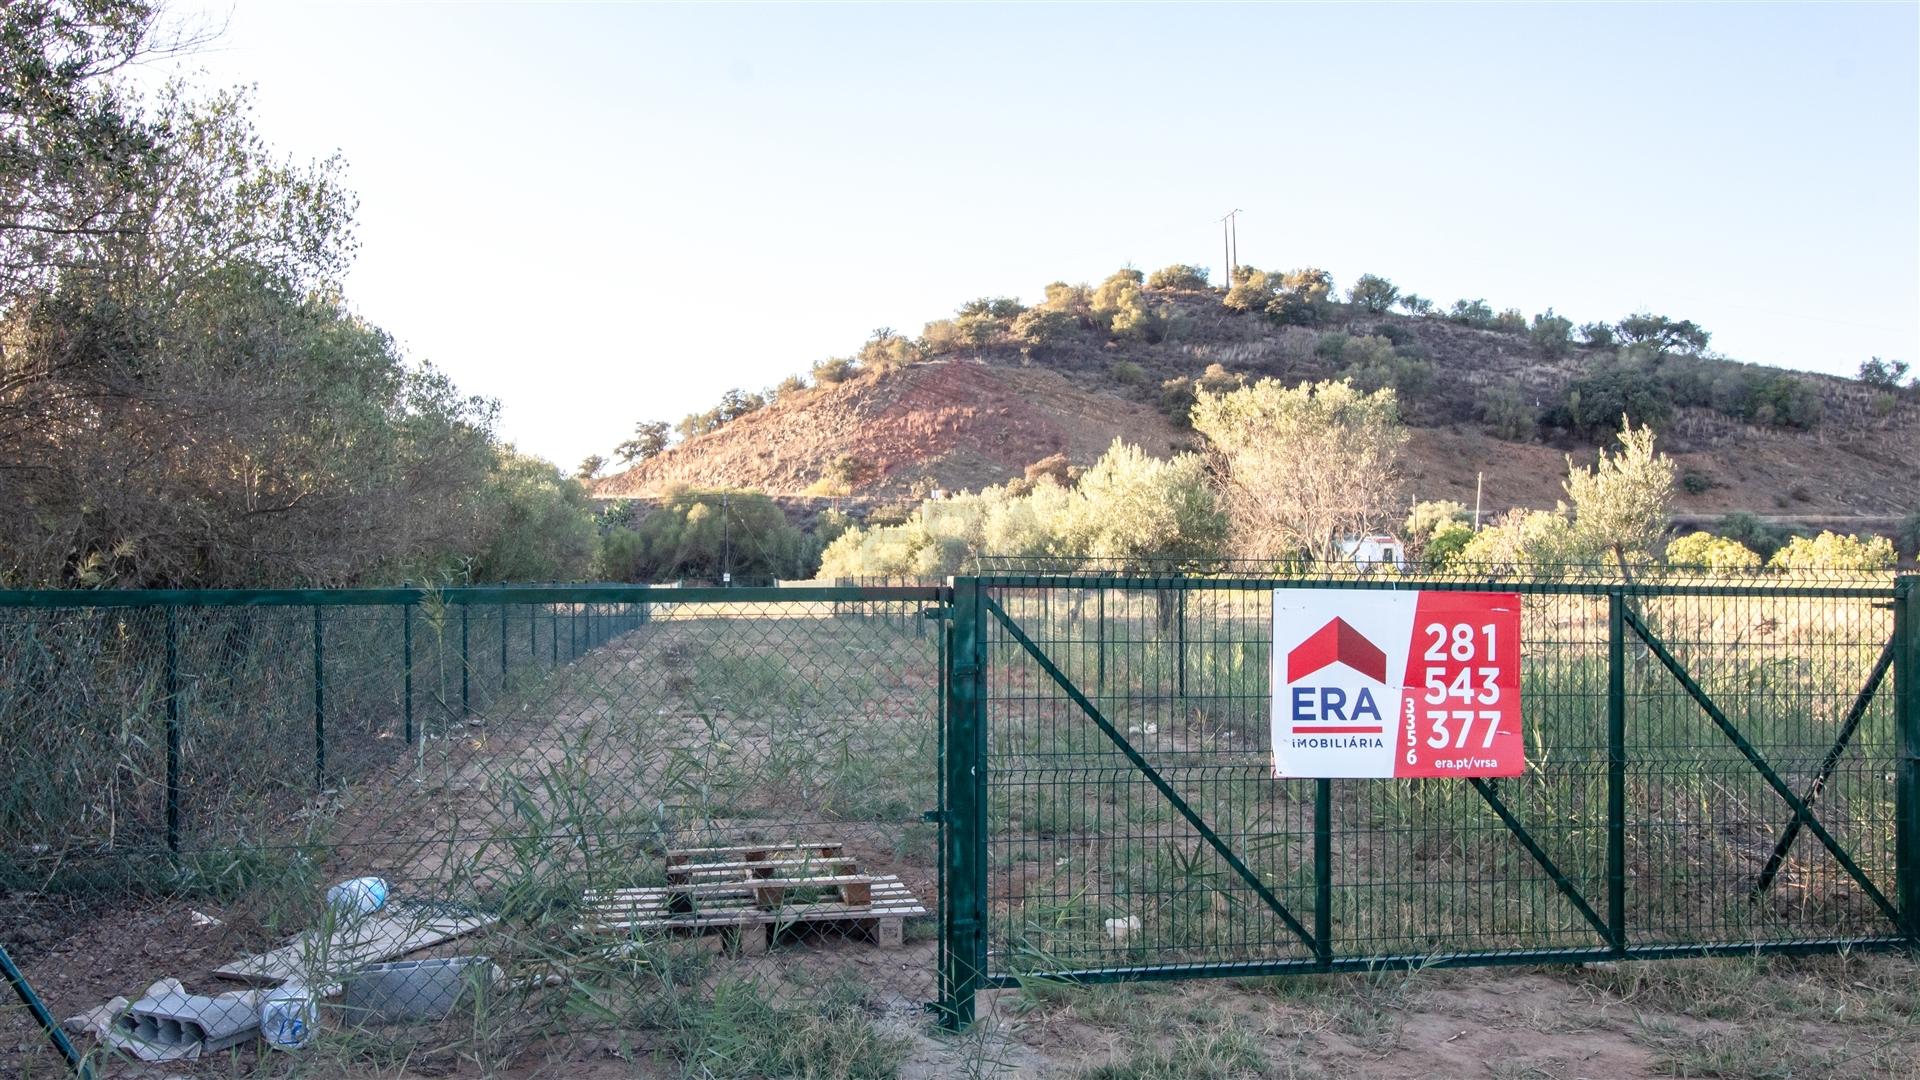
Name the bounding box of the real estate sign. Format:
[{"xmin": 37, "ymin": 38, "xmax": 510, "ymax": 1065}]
[{"xmin": 1270, "ymin": 589, "xmax": 1524, "ymax": 778}]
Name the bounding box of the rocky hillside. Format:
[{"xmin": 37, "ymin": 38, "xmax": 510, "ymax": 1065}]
[{"xmin": 594, "ymin": 288, "xmax": 1919, "ymax": 521}]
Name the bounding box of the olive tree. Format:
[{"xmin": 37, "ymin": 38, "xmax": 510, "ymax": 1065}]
[{"xmin": 1189, "ymin": 378, "xmax": 1408, "ymax": 563}]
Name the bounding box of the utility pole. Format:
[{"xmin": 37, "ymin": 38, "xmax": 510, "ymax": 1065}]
[
  {"xmin": 1473, "ymin": 472, "xmax": 1484, "ymax": 532},
  {"xmin": 1217, "ymin": 208, "xmax": 1242, "ymax": 286}
]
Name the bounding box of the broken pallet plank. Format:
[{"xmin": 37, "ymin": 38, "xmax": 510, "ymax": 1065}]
[
  {"xmin": 212, "ymin": 904, "xmax": 495, "ymax": 985},
  {"xmin": 666, "ymin": 842, "xmax": 842, "ymax": 864}
]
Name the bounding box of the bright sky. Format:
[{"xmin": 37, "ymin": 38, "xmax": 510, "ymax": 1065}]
[{"xmin": 156, "ymin": 2, "xmax": 1918, "ymax": 471}]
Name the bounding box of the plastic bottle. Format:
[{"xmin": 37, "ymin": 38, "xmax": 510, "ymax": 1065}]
[
  {"xmin": 324, "ymin": 876, "xmax": 389, "ymax": 918},
  {"xmin": 259, "ymin": 982, "xmax": 317, "ymax": 1050}
]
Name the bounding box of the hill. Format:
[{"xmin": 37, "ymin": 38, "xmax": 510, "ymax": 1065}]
[{"xmin": 592, "ymin": 284, "xmax": 1919, "ymax": 523}]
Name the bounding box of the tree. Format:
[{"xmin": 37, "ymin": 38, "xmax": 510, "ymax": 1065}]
[
  {"xmin": 1614, "ymin": 312, "xmax": 1710, "ymax": 355},
  {"xmin": 1189, "ymin": 378, "xmax": 1408, "ymax": 563},
  {"xmin": 1529, "ymin": 309, "xmax": 1573, "ymax": 357},
  {"xmin": 1577, "ymin": 322, "xmax": 1616, "ymax": 348},
  {"xmin": 615, "ymin": 420, "xmax": 671, "ymax": 464},
  {"xmin": 1458, "ymin": 421, "xmax": 1675, "ymax": 573},
  {"xmin": 1348, "ymin": 274, "xmax": 1399, "ymax": 313},
  {"xmin": 467, "ymin": 452, "xmax": 598, "ymax": 582},
  {"xmin": 1445, "ymin": 299, "xmax": 1497, "ymax": 329},
  {"xmin": 576, "ymin": 454, "xmax": 606, "ymax": 480},
  {"xmin": 1858, "ymin": 357, "xmax": 1913, "ymax": 388},
  {"xmin": 1398, "ymin": 294, "xmax": 1434, "ymax": 317},
  {"xmin": 1146, "ymin": 264, "xmax": 1209, "ymax": 291},
  {"xmin": 1563, "ymin": 419, "xmax": 1675, "ymax": 563}
]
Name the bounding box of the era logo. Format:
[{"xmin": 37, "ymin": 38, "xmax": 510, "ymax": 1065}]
[{"xmin": 1287, "ymin": 618, "xmax": 1388, "ymax": 734}]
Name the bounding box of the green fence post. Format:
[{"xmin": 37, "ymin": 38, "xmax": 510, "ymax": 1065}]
[
  {"xmin": 1606, "ymin": 590, "xmax": 1626, "ymax": 954},
  {"xmin": 164, "ymin": 607, "xmax": 181, "ymax": 855},
  {"xmin": 402, "ymin": 602, "xmax": 414, "ymax": 746},
  {"xmin": 551, "ymin": 604, "xmax": 559, "ymax": 666},
  {"xmin": 313, "ymin": 605, "xmax": 326, "ymax": 789},
  {"xmin": 1176, "ymin": 587, "xmax": 1188, "ymax": 698},
  {"xmin": 1096, "ymin": 586, "xmax": 1106, "ymax": 693},
  {"xmin": 1895, "ymin": 575, "xmax": 1919, "ymax": 941},
  {"xmin": 499, "ymin": 603, "xmax": 508, "ymax": 693},
  {"xmin": 460, "ymin": 603, "xmax": 471, "ymax": 716},
  {"xmin": 1314, "ymin": 778, "xmax": 1332, "ymax": 968},
  {"xmin": 940, "ymin": 577, "xmax": 986, "ymax": 1030}
]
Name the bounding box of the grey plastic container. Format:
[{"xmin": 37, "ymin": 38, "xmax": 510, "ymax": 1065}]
[{"xmin": 338, "ymin": 957, "xmax": 495, "ymax": 1023}]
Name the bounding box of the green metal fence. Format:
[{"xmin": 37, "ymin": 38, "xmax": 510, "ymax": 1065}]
[
  {"xmin": 1, "ymin": 573, "xmax": 1915, "ymax": 1071},
  {"xmin": 0, "ymin": 584, "xmax": 945, "ymax": 1075},
  {"xmin": 936, "ymin": 573, "xmax": 1918, "ymax": 1026}
]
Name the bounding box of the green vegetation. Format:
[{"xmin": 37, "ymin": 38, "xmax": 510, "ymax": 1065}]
[
  {"xmin": 595, "ymin": 488, "xmax": 818, "ymax": 583},
  {"xmin": 0, "ymin": 1, "xmax": 594, "ymax": 587},
  {"xmin": 1146, "ymin": 263, "xmax": 1210, "ymax": 291},
  {"xmin": 1665, "ymin": 531, "xmax": 1763, "ymax": 571},
  {"xmin": 1769, "ymin": 531, "xmax": 1897, "ymax": 571},
  {"xmin": 1460, "ymin": 421, "xmax": 1675, "ymax": 570},
  {"xmin": 819, "ymin": 440, "xmax": 1224, "ymax": 577},
  {"xmin": 1188, "ymin": 378, "xmax": 1406, "ymax": 563},
  {"xmin": 1347, "ymin": 273, "xmax": 1399, "ymax": 313}
]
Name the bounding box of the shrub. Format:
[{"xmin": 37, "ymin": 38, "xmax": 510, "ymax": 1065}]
[
  {"xmin": 607, "ymin": 487, "xmax": 816, "ymax": 582},
  {"xmin": 1665, "ymin": 531, "xmax": 1761, "ymax": 571},
  {"xmin": 957, "ymin": 296, "xmax": 1026, "ymax": 319},
  {"xmin": 812, "ymin": 356, "xmax": 858, "ymax": 385},
  {"xmin": 1492, "ymin": 307, "xmax": 1527, "ymax": 334},
  {"xmin": 1716, "ymin": 512, "xmax": 1791, "ymax": 559},
  {"xmin": 1769, "ymin": 531, "xmax": 1896, "ymax": 571},
  {"xmin": 1529, "ymin": 310, "xmax": 1574, "ymax": 358},
  {"xmin": 1543, "ymin": 363, "xmax": 1674, "ymax": 439},
  {"xmin": 954, "ymin": 311, "xmax": 1001, "ymax": 348},
  {"xmin": 1424, "ymin": 521, "xmax": 1474, "ymax": 569},
  {"xmin": 1024, "ymin": 453, "xmax": 1074, "ymax": 486},
  {"xmin": 858, "ymin": 327, "xmax": 919, "ymax": 369},
  {"xmin": 772, "ymin": 374, "xmax": 808, "ymax": 399},
  {"xmin": 1405, "ymin": 500, "xmax": 1468, "ymax": 553},
  {"xmin": 1679, "ymin": 470, "xmax": 1713, "ymax": 495},
  {"xmin": 1577, "ymin": 323, "xmax": 1614, "ymax": 348},
  {"xmin": 1477, "ymin": 383, "xmax": 1536, "ymax": 441},
  {"xmin": 1110, "ymin": 360, "xmax": 1146, "ymax": 386},
  {"xmin": 1012, "ymin": 307, "xmax": 1078, "ymax": 351},
  {"xmin": 1314, "ymin": 332, "xmax": 1351, "ymax": 362},
  {"xmin": 1398, "ymin": 294, "xmax": 1433, "ymax": 316},
  {"xmin": 1347, "ymin": 274, "xmax": 1399, "ymax": 313},
  {"xmin": 1223, "ymin": 268, "xmax": 1274, "ymax": 314},
  {"xmin": 1445, "ymin": 298, "xmax": 1497, "ymax": 329},
  {"xmin": 1340, "ymin": 335, "xmax": 1430, "ymax": 397},
  {"xmin": 919, "ymin": 318, "xmax": 961, "ymax": 355},
  {"xmin": 1146, "ymin": 264, "xmax": 1210, "ymax": 291}
]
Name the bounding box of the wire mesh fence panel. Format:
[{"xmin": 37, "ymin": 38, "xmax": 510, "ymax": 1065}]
[
  {"xmin": 0, "ymin": 587, "xmax": 944, "ymax": 1076},
  {"xmin": 960, "ymin": 574, "xmax": 1912, "ymax": 1011}
]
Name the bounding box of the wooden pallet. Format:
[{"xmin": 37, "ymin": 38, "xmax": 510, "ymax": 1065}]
[{"xmin": 578, "ymin": 843, "xmax": 925, "ymax": 951}]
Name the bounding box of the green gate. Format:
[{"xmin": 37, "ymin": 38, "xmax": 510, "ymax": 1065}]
[{"xmin": 937, "ymin": 574, "xmax": 1918, "ymax": 1027}]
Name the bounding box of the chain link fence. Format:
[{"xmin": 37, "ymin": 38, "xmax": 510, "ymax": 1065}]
[{"xmin": 0, "ymin": 585, "xmax": 945, "ymax": 1076}]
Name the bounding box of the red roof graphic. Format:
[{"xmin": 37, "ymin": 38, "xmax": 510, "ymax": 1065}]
[{"xmin": 1287, "ymin": 618, "xmax": 1388, "ymax": 683}]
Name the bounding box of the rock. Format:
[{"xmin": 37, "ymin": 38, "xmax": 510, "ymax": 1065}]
[{"xmin": 1103, "ymin": 915, "xmax": 1142, "ymax": 944}]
